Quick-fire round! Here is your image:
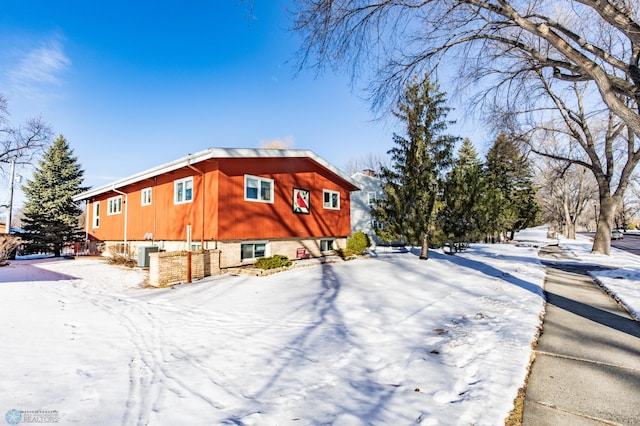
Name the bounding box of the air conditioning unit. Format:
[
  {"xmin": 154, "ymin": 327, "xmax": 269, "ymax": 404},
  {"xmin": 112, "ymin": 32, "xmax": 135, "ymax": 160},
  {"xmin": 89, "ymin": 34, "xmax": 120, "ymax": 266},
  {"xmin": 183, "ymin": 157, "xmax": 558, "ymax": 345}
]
[{"xmin": 138, "ymin": 246, "xmax": 159, "ymax": 268}]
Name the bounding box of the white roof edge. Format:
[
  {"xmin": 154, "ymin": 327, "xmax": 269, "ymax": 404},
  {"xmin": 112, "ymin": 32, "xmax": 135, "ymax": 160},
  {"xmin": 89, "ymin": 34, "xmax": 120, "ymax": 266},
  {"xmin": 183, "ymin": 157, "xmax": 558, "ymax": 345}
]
[
  {"xmin": 351, "ymin": 172, "xmax": 380, "ymax": 180},
  {"xmin": 73, "ymin": 147, "xmax": 359, "ymax": 201}
]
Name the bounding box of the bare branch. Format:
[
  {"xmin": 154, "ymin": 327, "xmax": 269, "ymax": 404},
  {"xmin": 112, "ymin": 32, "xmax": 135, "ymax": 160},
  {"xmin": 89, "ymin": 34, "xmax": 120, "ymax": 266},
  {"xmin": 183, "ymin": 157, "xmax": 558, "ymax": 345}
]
[{"xmin": 0, "ymin": 95, "xmax": 52, "ymax": 169}]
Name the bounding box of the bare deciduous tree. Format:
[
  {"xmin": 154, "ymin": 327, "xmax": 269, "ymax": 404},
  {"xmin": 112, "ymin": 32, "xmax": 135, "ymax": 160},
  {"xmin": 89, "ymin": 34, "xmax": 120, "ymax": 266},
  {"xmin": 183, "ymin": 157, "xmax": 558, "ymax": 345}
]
[
  {"xmin": 0, "ymin": 94, "xmax": 52, "ymax": 168},
  {"xmin": 518, "ymin": 71, "xmax": 636, "ymax": 253},
  {"xmin": 292, "ymin": 0, "xmax": 640, "ymax": 254},
  {"xmin": 342, "ymin": 152, "xmax": 389, "ymax": 176},
  {"xmin": 294, "ymin": 1, "xmax": 640, "ymax": 131},
  {"xmin": 536, "ymin": 154, "xmax": 598, "ymax": 239}
]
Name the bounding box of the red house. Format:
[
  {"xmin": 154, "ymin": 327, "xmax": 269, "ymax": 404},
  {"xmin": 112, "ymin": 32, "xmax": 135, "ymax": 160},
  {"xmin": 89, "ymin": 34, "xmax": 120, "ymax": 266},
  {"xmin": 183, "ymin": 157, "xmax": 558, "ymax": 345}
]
[{"xmin": 73, "ymin": 148, "xmax": 359, "ymax": 268}]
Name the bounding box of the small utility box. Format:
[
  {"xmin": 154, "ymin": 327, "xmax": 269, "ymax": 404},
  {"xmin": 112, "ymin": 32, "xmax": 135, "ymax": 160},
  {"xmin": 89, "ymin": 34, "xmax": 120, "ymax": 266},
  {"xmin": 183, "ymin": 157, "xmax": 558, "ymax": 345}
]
[{"xmin": 138, "ymin": 246, "xmax": 159, "ymax": 268}]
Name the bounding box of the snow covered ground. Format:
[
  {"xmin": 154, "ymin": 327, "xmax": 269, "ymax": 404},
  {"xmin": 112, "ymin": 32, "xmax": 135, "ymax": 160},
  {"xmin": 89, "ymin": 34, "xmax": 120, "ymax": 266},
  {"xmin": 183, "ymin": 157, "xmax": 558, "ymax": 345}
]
[{"xmin": 0, "ymin": 227, "xmax": 637, "ymax": 425}]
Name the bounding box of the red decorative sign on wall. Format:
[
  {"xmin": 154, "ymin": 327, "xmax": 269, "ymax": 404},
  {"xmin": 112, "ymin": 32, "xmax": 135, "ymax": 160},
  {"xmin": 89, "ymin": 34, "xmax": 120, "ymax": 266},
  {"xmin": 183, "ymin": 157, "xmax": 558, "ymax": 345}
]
[{"xmin": 292, "ymin": 188, "xmax": 310, "ymax": 214}]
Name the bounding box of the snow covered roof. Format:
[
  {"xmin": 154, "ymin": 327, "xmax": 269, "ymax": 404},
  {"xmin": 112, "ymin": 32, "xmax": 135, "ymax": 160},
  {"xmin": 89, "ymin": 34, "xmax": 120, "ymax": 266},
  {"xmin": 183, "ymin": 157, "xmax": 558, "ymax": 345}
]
[{"xmin": 74, "ymin": 147, "xmax": 359, "ymax": 201}]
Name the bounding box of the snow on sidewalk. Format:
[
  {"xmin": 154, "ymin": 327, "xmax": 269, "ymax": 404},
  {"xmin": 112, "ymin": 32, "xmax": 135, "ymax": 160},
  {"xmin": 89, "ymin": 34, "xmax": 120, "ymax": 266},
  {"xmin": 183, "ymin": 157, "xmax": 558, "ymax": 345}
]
[
  {"xmin": 3, "ymin": 226, "xmax": 636, "ymax": 425},
  {"xmin": 557, "ymin": 234, "xmax": 640, "ymax": 320}
]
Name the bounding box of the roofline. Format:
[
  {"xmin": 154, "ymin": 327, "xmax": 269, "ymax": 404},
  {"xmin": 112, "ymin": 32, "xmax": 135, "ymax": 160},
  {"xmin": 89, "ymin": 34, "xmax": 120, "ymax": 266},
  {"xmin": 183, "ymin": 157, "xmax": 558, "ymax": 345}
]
[
  {"xmin": 351, "ymin": 171, "xmax": 380, "ymax": 180},
  {"xmin": 73, "ymin": 147, "xmax": 359, "ymax": 201}
]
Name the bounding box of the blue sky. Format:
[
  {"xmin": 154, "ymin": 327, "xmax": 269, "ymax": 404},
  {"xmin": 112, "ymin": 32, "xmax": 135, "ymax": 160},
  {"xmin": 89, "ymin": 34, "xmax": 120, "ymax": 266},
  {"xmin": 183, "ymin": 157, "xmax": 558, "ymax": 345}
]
[{"xmin": 0, "ymin": 0, "xmax": 487, "ymax": 208}]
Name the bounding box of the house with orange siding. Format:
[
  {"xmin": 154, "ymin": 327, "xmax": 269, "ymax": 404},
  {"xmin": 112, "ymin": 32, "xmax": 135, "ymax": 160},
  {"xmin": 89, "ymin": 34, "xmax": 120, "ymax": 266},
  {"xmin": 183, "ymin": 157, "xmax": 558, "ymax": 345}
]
[{"xmin": 73, "ymin": 148, "xmax": 359, "ymax": 268}]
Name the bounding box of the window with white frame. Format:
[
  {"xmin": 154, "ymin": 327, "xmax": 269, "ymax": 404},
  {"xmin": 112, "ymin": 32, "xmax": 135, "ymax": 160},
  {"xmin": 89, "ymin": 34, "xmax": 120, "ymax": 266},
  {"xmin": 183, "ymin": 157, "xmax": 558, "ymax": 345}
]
[
  {"xmin": 241, "ymin": 242, "xmax": 267, "ymax": 260},
  {"xmin": 245, "ymin": 175, "xmax": 273, "ymax": 203},
  {"xmin": 320, "ymin": 239, "xmax": 334, "ymax": 252},
  {"xmin": 323, "ymin": 189, "xmax": 340, "ymax": 210},
  {"xmin": 92, "ymin": 202, "xmax": 100, "ymax": 228},
  {"xmin": 174, "ymin": 177, "xmax": 193, "ymax": 204},
  {"xmin": 107, "ymin": 196, "xmax": 122, "ymax": 215},
  {"xmin": 141, "ymin": 187, "xmax": 152, "ymax": 206},
  {"xmin": 367, "ymin": 192, "xmax": 377, "ymax": 206}
]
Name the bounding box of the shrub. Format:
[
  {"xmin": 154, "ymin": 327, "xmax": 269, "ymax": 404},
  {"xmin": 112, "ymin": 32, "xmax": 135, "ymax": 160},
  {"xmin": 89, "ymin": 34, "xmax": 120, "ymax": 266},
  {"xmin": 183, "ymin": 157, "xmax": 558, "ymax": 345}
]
[
  {"xmin": 106, "ymin": 250, "xmax": 137, "ymax": 268},
  {"xmin": 0, "ymin": 234, "xmax": 21, "ymax": 266},
  {"xmin": 333, "ymin": 248, "xmax": 355, "ymax": 260},
  {"xmin": 346, "ymin": 231, "xmax": 371, "ymax": 255},
  {"xmin": 255, "ymin": 254, "xmax": 292, "ymax": 270}
]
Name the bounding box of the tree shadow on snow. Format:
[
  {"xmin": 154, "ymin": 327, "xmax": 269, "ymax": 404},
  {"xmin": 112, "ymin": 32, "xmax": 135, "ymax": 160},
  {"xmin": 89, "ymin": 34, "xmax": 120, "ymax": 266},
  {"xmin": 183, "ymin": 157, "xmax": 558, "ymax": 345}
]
[
  {"xmin": 423, "ymin": 249, "xmax": 544, "ymax": 297},
  {"xmin": 220, "ymin": 263, "xmax": 402, "ymax": 425},
  {"xmin": 0, "ymin": 260, "xmax": 78, "ymax": 283}
]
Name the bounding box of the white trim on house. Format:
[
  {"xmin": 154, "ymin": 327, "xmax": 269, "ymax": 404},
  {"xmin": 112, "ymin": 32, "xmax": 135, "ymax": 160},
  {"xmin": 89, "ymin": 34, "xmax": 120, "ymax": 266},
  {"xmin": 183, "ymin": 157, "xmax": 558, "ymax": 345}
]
[
  {"xmin": 174, "ymin": 177, "xmax": 194, "ymax": 204},
  {"xmin": 244, "ymin": 174, "xmax": 274, "ymax": 203},
  {"xmin": 323, "ymin": 189, "xmax": 340, "ymax": 210},
  {"xmin": 320, "ymin": 238, "xmax": 335, "ymax": 252},
  {"xmin": 240, "ymin": 240, "xmax": 269, "ymax": 261},
  {"xmin": 107, "ymin": 195, "xmax": 122, "ymax": 215},
  {"xmin": 141, "ymin": 187, "xmax": 152, "ymax": 206},
  {"xmin": 73, "ymin": 148, "xmax": 359, "ymax": 201},
  {"xmin": 92, "ymin": 202, "xmax": 100, "ymax": 228}
]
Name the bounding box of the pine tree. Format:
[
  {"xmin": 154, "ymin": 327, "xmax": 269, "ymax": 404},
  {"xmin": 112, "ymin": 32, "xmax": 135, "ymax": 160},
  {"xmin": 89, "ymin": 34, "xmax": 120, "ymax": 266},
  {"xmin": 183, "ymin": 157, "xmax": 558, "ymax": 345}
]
[
  {"xmin": 372, "ymin": 75, "xmax": 459, "ymax": 259},
  {"xmin": 21, "ymin": 135, "xmax": 88, "ymax": 256},
  {"xmin": 485, "ymin": 133, "xmax": 539, "ymax": 241},
  {"xmin": 440, "ymin": 138, "xmax": 484, "ymax": 251}
]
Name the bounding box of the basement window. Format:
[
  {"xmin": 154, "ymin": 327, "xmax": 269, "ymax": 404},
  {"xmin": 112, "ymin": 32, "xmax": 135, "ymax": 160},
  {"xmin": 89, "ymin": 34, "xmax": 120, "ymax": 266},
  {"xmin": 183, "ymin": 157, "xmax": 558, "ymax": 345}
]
[
  {"xmin": 320, "ymin": 239, "xmax": 334, "ymax": 252},
  {"xmin": 241, "ymin": 242, "xmax": 267, "ymax": 261}
]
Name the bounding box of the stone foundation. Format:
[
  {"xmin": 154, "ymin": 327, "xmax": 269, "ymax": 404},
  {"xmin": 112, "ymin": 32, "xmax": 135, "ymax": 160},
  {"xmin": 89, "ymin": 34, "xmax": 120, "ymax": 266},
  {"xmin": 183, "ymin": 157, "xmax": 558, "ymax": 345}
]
[{"xmin": 149, "ymin": 249, "xmax": 221, "ymax": 287}]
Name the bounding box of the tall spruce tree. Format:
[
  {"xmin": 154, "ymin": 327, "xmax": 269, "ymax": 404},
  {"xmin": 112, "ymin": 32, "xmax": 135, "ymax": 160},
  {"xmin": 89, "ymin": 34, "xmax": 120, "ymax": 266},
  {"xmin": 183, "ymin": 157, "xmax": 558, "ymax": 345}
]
[
  {"xmin": 21, "ymin": 135, "xmax": 87, "ymax": 256},
  {"xmin": 485, "ymin": 133, "xmax": 539, "ymax": 241},
  {"xmin": 372, "ymin": 75, "xmax": 458, "ymax": 259},
  {"xmin": 440, "ymin": 138, "xmax": 484, "ymax": 251}
]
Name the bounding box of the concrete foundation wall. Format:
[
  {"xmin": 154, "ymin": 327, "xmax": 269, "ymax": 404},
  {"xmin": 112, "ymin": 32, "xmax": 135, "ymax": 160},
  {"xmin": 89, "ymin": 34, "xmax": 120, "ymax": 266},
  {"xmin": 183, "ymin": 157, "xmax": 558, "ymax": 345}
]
[
  {"xmin": 216, "ymin": 237, "xmax": 347, "ymax": 268},
  {"xmin": 104, "ymin": 236, "xmax": 348, "ymax": 272}
]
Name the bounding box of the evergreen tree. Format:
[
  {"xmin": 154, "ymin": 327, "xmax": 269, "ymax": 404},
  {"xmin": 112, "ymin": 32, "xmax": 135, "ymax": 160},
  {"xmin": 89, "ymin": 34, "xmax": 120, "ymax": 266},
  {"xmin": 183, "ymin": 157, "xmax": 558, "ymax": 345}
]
[
  {"xmin": 372, "ymin": 75, "xmax": 459, "ymax": 259},
  {"xmin": 440, "ymin": 138, "xmax": 484, "ymax": 251},
  {"xmin": 21, "ymin": 135, "xmax": 88, "ymax": 256},
  {"xmin": 485, "ymin": 133, "xmax": 539, "ymax": 241}
]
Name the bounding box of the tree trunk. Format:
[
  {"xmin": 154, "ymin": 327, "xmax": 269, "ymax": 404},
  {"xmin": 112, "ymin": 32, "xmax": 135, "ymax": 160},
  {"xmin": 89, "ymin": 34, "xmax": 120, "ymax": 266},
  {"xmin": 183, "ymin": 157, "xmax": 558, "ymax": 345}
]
[
  {"xmin": 591, "ymin": 194, "xmax": 619, "ymax": 255},
  {"xmin": 420, "ymin": 232, "xmax": 429, "ymax": 259},
  {"xmin": 567, "ymin": 222, "xmax": 576, "ymax": 240},
  {"xmin": 562, "ymin": 195, "xmax": 576, "ymax": 239}
]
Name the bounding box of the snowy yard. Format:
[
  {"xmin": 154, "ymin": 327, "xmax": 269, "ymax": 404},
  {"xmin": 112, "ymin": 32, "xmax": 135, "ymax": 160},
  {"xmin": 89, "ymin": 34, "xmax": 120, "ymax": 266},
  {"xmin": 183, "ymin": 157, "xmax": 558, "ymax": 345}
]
[{"xmin": 1, "ymin": 227, "xmax": 637, "ymax": 425}]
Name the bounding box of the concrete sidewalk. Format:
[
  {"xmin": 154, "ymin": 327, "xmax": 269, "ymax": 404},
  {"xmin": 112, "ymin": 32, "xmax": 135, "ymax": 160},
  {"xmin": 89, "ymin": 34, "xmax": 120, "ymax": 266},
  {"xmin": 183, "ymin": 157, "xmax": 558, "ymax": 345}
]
[{"xmin": 522, "ymin": 245, "xmax": 640, "ymax": 425}]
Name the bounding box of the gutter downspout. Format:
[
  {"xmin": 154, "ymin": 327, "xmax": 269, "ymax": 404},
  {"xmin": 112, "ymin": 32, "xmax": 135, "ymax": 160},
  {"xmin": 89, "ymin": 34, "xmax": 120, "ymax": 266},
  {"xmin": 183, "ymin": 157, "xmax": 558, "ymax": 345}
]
[
  {"xmin": 85, "ymin": 199, "xmax": 89, "ymax": 253},
  {"xmin": 112, "ymin": 186, "xmax": 128, "ymax": 255},
  {"xmin": 153, "ymin": 176, "xmax": 157, "ymax": 246},
  {"xmin": 187, "ymin": 162, "xmax": 205, "ymax": 249}
]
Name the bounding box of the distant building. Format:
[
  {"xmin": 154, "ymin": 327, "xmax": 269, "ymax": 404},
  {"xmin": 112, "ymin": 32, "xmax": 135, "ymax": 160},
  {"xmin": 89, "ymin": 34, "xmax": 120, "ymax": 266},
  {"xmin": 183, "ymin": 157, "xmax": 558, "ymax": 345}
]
[{"xmin": 350, "ymin": 171, "xmax": 385, "ymax": 246}]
